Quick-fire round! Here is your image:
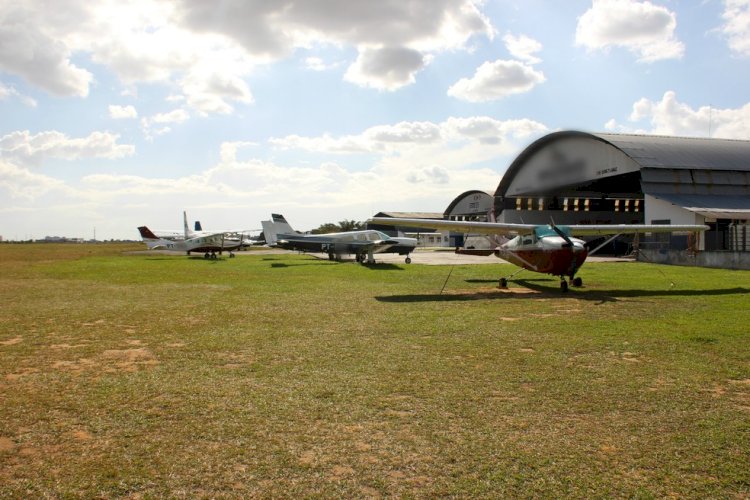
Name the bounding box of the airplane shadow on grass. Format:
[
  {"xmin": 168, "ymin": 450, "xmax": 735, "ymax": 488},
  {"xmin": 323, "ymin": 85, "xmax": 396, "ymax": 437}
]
[
  {"xmin": 143, "ymin": 256, "xmax": 227, "ymax": 262},
  {"xmin": 269, "ymin": 261, "xmax": 404, "ymax": 270},
  {"xmin": 270, "ymin": 261, "xmax": 336, "ymax": 268},
  {"xmin": 376, "ymin": 277, "xmax": 750, "ymax": 304}
]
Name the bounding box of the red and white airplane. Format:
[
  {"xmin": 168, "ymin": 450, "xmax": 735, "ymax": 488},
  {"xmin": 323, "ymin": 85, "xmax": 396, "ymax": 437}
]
[
  {"xmin": 367, "ymin": 217, "xmax": 708, "ymax": 291},
  {"xmin": 138, "ymin": 212, "xmax": 244, "ymax": 259}
]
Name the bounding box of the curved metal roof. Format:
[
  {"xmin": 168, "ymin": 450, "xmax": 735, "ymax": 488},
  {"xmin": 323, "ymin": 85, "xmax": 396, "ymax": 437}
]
[
  {"xmin": 495, "ymin": 131, "xmax": 750, "ymax": 197},
  {"xmin": 443, "ymin": 190, "xmax": 493, "ymax": 216}
]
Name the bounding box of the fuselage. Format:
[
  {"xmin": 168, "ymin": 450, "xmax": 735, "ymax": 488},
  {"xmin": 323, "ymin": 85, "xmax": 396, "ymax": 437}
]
[
  {"xmin": 277, "ymin": 230, "xmax": 417, "ymax": 255},
  {"xmin": 495, "ymin": 234, "xmax": 588, "ymax": 278}
]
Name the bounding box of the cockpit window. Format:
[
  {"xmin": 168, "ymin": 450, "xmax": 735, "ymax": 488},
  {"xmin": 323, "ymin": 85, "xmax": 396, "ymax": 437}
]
[{"xmin": 534, "ymin": 225, "xmax": 571, "ymax": 239}]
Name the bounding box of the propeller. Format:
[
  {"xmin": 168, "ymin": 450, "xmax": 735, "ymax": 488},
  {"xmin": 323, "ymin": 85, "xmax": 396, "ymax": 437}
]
[{"xmin": 549, "ymin": 221, "xmax": 574, "ymax": 248}]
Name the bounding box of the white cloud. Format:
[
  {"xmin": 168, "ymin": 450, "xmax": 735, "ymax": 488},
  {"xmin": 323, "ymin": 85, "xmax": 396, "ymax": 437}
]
[
  {"xmin": 344, "ymin": 46, "xmax": 428, "ymax": 91},
  {"xmin": 154, "ymin": 109, "xmax": 190, "ymax": 123},
  {"xmin": 140, "ymin": 108, "xmax": 190, "ymax": 139},
  {"xmin": 0, "ymin": 0, "xmax": 257, "ymax": 115},
  {"xmin": 180, "ymin": 68, "xmax": 253, "ymax": 115},
  {"xmin": 612, "ymin": 90, "xmax": 750, "ymax": 139},
  {"xmin": 304, "ymin": 56, "xmax": 341, "ymax": 72},
  {"xmin": 177, "ymin": 0, "xmax": 493, "ymax": 56},
  {"xmin": 0, "ymin": 3, "xmax": 94, "ymax": 97},
  {"xmin": 503, "ymin": 33, "xmax": 542, "ymax": 64},
  {"xmin": 0, "ymin": 82, "xmax": 37, "ymax": 107},
  {"xmin": 108, "ymin": 104, "xmax": 137, "ymax": 119},
  {"xmin": 0, "ymin": 0, "xmax": 495, "ymax": 107},
  {"xmin": 406, "ymin": 165, "xmax": 450, "ymax": 184},
  {"xmin": 447, "ymin": 59, "xmax": 545, "ymax": 102},
  {"xmin": 305, "ymin": 57, "xmax": 328, "ymax": 71},
  {"xmin": 270, "ymin": 117, "xmax": 548, "ymax": 161},
  {"xmin": 575, "ymin": 0, "xmax": 684, "ymax": 62},
  {"xmin": 720, "ymin": 0, "xmax": 750, "ymax": 56},
  {"xmin": 0, "ymin": 159, "xmax": 66, "ymax": 200},
  {"xmin": 0, "ymin": 114, "xmax": 549, "ymax": 239},
  {"xmin": 0, "ymin": 130, "xmax": 135, "ymax": 167}
]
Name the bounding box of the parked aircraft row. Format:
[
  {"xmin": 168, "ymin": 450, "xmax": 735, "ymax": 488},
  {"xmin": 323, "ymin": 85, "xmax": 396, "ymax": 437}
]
[
  {"xmin": 138, "ymin": 211, "xmax": 260, "ymax": 259},
  {"xmin": 138, "ymin": 211, "xmax": 708, "ymax": 291}
]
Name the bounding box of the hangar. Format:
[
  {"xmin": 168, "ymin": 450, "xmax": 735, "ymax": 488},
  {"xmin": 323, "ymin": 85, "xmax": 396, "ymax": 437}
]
[
  {"xmin": 370, "ymin": 130, "xmax": 750, "ymax": 267},
  {"xmin": 493, "ymin": 131, "xmax": 750, "ymax": 253}
]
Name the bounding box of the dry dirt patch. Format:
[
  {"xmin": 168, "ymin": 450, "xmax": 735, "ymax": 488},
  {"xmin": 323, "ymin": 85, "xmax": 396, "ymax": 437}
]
[
  {"xmin": 0, "ymin": 436, "xmax": 15, "ymax": 453},
  {"xmin": 49, "ymin": 347, "xmax": 159, "ymax": 375}
]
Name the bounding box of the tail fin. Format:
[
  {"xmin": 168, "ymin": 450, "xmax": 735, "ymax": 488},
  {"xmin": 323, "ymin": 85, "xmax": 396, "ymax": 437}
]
[
  {"xmin": 138, "ymin": 226, "xmax": 159, "ymax": 240},
  {"xmin": 138, "ymin": 226, "xmax": 170, "ymax": 249},
  {"xmin": 261, "ymin": 213, "xmax": 295, "ymax": 246},
  {"xmin": 183, "ymin": 211, "xmax": 189, "ymax": 239},
  {"xmin": 194, "ymin": 221, "xmax": 203, "ymax": 231}
]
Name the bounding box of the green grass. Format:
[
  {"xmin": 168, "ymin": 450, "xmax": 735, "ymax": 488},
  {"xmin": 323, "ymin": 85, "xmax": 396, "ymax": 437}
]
[{"xmin": 1, "ymin": 243, "xmax": 749, "ymax": 497}]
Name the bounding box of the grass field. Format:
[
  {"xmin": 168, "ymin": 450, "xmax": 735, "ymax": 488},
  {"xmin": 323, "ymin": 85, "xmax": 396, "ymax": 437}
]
[{"xmin": 1, "ymin": 243, "xmax": 749, "ymax": 497}]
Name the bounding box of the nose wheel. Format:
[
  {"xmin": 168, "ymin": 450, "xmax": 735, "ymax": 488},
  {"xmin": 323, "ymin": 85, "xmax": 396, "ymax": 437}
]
[{"xmin": 560, "ymin": 276, "xmax": 583, "ymax": 292}]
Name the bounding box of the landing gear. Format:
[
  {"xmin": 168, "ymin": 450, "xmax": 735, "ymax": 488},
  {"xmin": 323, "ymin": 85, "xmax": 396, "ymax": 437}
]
[
  {"xmin": 355, "ymin": 253, "xmax": 371, "ymax": 264},
  {"xmin": 328, "ymin": 252, "xmax": 335, "ymax": 261},
  {"xmin": 204, "ymin": 252, "xmax": 210, "ymax": 259},
  {"xmin": 229, "ymin": 251, "xmax": 235, "ymax": 258},
  {"xmin": 560, "ymin": 279, "xmax": 568, "ymax": 292},
  {"xmin": 572, "ymin": 277, "xmax": 583, "ymax": 287},
  {"xmin": 405, "ymin": 256, "xmax": 412, "ymax": 264}
]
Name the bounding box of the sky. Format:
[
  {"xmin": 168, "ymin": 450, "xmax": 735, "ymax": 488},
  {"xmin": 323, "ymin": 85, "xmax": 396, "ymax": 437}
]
[{"xmin": 1, "ymin": 0, "xmax": 749, "ymax": 240}]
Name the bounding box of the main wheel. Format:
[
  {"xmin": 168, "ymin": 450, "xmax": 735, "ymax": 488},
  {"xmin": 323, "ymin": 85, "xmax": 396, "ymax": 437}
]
[
  {"xmin": 572, "ymin": 277, "xmax": 582, "ymax": 287},
  {"xmin": 560, "ymin": 280, "xmax": 569, "ymax": 292},
  {"xmin": 499, "ymin": 277, "xmax": 508, "ymax": 288},
  {"xmin": 405, "ymin": 257, "xmax": 412, "ymax": 264}
]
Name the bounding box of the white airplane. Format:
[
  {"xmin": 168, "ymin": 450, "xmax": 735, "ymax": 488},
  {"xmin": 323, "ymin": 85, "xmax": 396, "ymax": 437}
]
[
  {"xmin": 147, "ymin": 211, "xmax": 261, "ymax": 252},
  {"xmin": 368, "ymin": 217, "xmax": 708, "ymax": 291},
  {"xmin": 263, "ymin": 214, "xmax": 418, "ymax": 264},
  {"xmin": 149, "ymin": 216, "xmax": 203, "ymax": 242},
  {"xmin": 137, "ymin": 212, "xmax": 244, "ymax": 259}
]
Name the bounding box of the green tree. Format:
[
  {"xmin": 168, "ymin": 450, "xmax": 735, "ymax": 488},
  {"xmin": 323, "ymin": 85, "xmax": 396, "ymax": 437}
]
[
  {"xmin": 337, "ymin": 219, "xmax": 364, "ymax": 232},
  {"xmin": 310, "ymin": 220, "xmax": 364, "ymax": 234}
]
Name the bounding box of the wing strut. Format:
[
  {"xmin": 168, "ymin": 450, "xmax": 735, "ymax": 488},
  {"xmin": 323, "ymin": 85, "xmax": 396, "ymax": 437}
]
[{"xmin": 588, "ymin": 233, "xmax": 623, "ymax": 257}]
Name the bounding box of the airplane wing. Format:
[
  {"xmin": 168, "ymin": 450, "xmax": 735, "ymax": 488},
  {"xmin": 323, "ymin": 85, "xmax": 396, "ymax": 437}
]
[
  {"xmin": 566, "ymin": 224, "xmax": 709, "ymax": 236},
  {"xmin": 367, "ymin": 217, "xmax": 537, "ymax": 236},
  {"xmin": 369, "ymin": 218, "xmax": 708, "ymax": 237}
]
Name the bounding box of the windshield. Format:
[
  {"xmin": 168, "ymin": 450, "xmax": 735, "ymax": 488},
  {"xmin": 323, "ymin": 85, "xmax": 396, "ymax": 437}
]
[{"xmin": 534, "ymin": 225, "xmax": 571, "ymax": 239}]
